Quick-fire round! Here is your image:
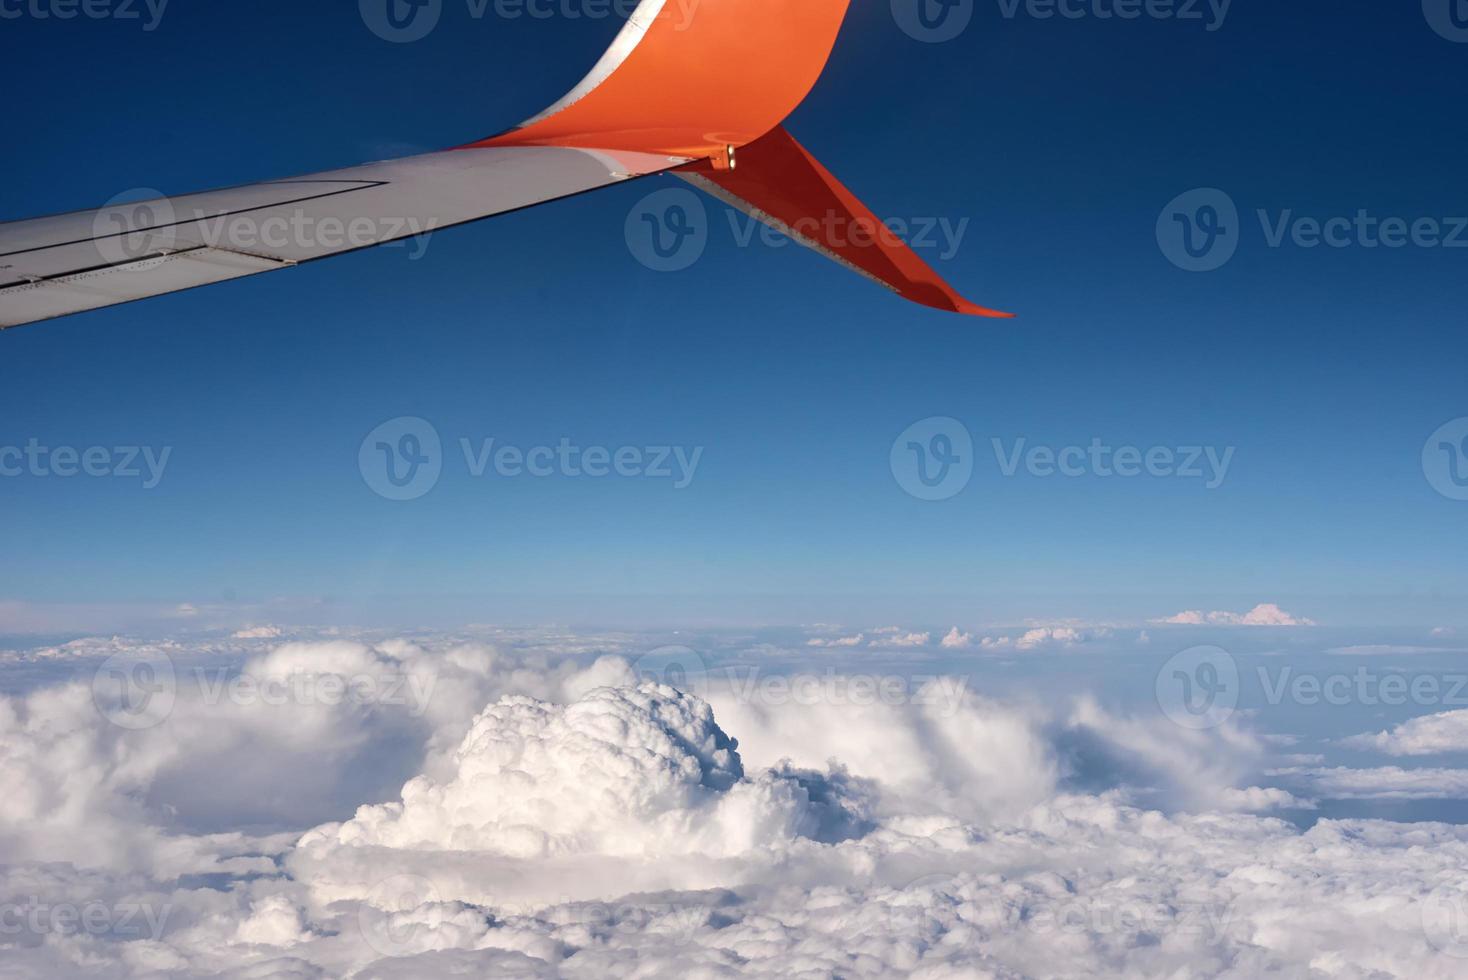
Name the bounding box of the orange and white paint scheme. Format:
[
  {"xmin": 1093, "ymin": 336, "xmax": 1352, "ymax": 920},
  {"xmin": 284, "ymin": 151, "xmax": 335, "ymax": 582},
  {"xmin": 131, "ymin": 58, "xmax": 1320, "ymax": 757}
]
[
  {"xmin": 0, "ymin": 0, "xmax": 1009, "ymax": 330},
  {"xmin": 476, "ymin": 0, "xmax": 853, "ymax": 159}
]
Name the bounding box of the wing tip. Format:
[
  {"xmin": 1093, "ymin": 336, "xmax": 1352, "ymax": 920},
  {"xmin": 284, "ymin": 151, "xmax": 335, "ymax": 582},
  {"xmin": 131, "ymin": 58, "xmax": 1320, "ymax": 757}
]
[
  {"xmin": 955, "ymin": 300, "xmax": 1016, "ymax": 319},
  {"xmin": 913, "ymin": 286, "xmax": 1014, "ymax": 319}
]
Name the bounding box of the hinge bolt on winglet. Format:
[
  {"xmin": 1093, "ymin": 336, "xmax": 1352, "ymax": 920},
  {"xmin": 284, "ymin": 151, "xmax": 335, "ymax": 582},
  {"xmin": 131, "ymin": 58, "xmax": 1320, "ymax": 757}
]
[{"xmin": 710, "ymin": 144, "xmax": 737, "ymax": 172}]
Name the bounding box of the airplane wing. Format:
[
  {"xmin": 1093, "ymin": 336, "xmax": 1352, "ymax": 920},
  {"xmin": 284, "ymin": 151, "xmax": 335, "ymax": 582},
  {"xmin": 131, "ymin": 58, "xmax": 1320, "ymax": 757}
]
[
  {"xmin": 2, "ymin": 0, "xmax": 1008, "ymax": 331},
  {"xmin": 0, "ymin": 147, "xmax": 681, "ymax": 330}
]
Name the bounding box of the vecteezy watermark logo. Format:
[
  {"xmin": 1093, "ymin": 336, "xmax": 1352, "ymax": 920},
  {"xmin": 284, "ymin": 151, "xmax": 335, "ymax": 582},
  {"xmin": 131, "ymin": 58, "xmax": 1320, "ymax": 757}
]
[
  {"xmin": 360, "ymin": 0, "xmax": 442, "ymax": 42},
  {"xmin": 192, "ymin": 208, "xmax": 436, "ymax": 259},
  {"xmin": 636, "ymin": 195, "xmax": 971, "ymax": 271},
  {"xmin": 1423, "ymin": 418, "xmax": 1468, "ymax": 502},
  {"xmin": 886, "ymin": 872, "xmax": 1233, "ymax": 944},
  {"xmin": 1157, "ymin": 188, "xmax": 1240, "ymax": 272},
  {"xmin": 360, "ymin": 874, "xmax": 442, "ymax": 957},
  {"xmin": 1423, "ymin": 885, "xmax": 1468, "ymax": 958},
  {"xmin": 1424, "ymin": 0, "xmax": 1468, "ymax": 42},
  {"xmin": 0, "ymin": 440, "xmax": 172, "ymax": 488},
  {"xmin": 892, "ymin": 425, "xmax": 1235, "ymax": 497},
  {"xmin": 724, "ymin": 669, "xmax": 971, "ymax": 716},
  {"xmin": 626, "ymin": 188, "xmax": 709, "ymax": 272},
  {"xmin": 91, "ymin": 650, "xmax": 177, "ymax": 730},
  {"xmin": 995, "ymin": 0, "xmax": 1232, "ymax": 30},
  {"xmin": 92, "ymin": 189, "xmax": 177, "ymax": 267},
  {"xmin": 360, "ymin": 419, "xmax": 705, "ymax": 501},
  {"xmin": 0, "ymin": 0, "xmax": 171, "ymax": 31},
  {"xmin": 993, "ymin": 438, "xmax": 1235, "ymax": 489},
  {"xmin": 632, "ymin": 645, "xmax": 711, "ymax": 699},
  {"xmin": 191, "ymin": 668, "xmax": 438, "ymax": 717},
  {"xmin": 360, "ymin": 0, "xmax": 698, "ymax": 43},
  {"xmin": 892, "ymin": 0, "xmax": 974, "ymax": 42},
  {"xmin": 360, "ymin": 417, "xmax": 443, "ymax": 502},
  {"xmin": 891, "ymin": 417, "xmax": 975, "ymax": 501},
  {"xmin": 1156, "ymin": 645, "xmax": 1238, "ymax": 730},
  {"xmin": 95, "ymin": 657, "xmax": 437, "ymax": 729},
  {"xmin": 894, "ymin": 0, "xmax": 1232, "ymax": 41},
  {"xmin": 725, "ymin": 211, "xmax": 970, "ymax": 260},
  {"xmin": 92, "ymin": 188, "xmax": 437, "ymax": 264},
  {"xmin": 1258, "ymin": 666, "xmax": 1468, "ymax": 709},
  {"xmin": 1161, "ymin": 188, "xmax": 1468, "ymax": 272},
  {"xmin": 0, "ymin": 899, "xmax": 174, "ymax": 941},
  {"xmin": 460, "ymin": 436, "xmax": 702, "ymax": 487}
]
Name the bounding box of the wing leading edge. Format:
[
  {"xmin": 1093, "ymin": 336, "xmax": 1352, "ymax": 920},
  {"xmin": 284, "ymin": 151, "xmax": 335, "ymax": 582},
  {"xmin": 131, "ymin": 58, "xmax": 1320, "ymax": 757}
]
[{"xmin": 0, "ymin": 147, "xmax": 682, "ymax": 330}]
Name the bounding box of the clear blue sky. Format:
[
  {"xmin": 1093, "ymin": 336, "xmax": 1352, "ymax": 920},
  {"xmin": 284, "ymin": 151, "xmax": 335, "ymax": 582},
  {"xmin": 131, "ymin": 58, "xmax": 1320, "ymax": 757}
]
[{"xmin": 2, "ymin": 1, "xmax": 1465, "ymax": 629}]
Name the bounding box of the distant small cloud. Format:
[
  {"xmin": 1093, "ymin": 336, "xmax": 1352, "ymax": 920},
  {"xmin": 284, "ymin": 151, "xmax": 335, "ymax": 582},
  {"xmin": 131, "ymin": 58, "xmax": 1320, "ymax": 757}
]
[
  {"xmin": 940, "ymin": 628, "xmax": 974, "ymax": 650},
  {"xmin": 980, "ymin": 627, "xmax": 1111, "ymax": 651},
  {"xmin": 232, "ymin": 625, "xmax": 284, "ymax": 640},
  {"xmin": 806, "ymin": 633, "xmax": 864, "ymax": 649},
  {"xmin": 1432, "ymin": 627, "xmax": 1457, "ymax": 638},
  {"xmin": 1217, "ymin": 786, "xmax": 1314, "ymax": 813},
  {"xmin": 1152, "ymin": 603, "xmax": 1315, "ymax": 627},
  {"xmin": 1325, "ymin": 644, "xmax": 1461, "ymax": 657},
  {"xmin": 873, "ymin": 631, "xmax": 930, "ymax": 648}
]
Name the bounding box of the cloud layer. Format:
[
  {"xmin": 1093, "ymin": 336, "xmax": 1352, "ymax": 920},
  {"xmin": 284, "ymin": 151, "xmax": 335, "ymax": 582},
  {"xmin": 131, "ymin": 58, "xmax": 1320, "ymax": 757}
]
[{"xmin": 2, "ymin": 631, "xmax": 1467, "ymax": 977}]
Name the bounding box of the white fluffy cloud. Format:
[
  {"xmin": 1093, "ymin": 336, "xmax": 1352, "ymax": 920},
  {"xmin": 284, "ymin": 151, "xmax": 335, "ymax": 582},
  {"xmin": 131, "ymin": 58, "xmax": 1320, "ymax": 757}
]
[
  {"xmin": 1154, "ymin": 603, "xmax": 1316, "ymax": 627},
  {"xmin": 4, "ymin": 631, "xmax": 1468, "ymax": 977},
  {"xmin": 979, "ymin": 626, "xmax": 1111, "ymax": 651},
  {"xmin": 870, "ymin": 630, "xmax": 930, "ymax": 648},
  {"xmin": 231, "ymin": 625, "xmax": 284, "ymax": 640},
  {"xmin": 1343, "ymin": 709, "xmax": 1468, "ymax": 756},
  {"xmin": 806, "ymin": 633, "xmax": 864, "ymax": 648},
  {"xmin": 940, "ymin": 627, "xmax": 973, "ymax": 649},
  {"xmin": 809, "ymin": 628, "xmax": 932, "ymax": 649},
  {"xmin": 298, "ymin": 681, "xmax": 843, "ymax": 860}
]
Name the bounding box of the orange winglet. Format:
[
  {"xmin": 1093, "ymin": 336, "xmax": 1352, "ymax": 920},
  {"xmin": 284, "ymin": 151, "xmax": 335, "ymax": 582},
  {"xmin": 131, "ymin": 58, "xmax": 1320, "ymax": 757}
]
[
  {"xmin": 468, "ymin": 0, "xmax": 852, "ymax": 159},
  {"xmin": 463, "ymin": 0, "xmax": 1010, "ymax": 317},
  {"xmin": 680, "ymin": 126, "xmax": 1014, "ymax": 318}
]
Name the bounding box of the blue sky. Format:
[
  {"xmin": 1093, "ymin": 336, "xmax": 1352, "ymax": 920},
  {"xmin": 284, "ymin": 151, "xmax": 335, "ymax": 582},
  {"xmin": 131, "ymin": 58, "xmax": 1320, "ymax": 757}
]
[{"xmin": 2, "ymin": 1, "xmax": 1466, "ymax": 630}]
